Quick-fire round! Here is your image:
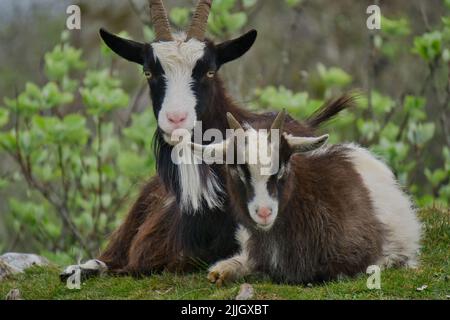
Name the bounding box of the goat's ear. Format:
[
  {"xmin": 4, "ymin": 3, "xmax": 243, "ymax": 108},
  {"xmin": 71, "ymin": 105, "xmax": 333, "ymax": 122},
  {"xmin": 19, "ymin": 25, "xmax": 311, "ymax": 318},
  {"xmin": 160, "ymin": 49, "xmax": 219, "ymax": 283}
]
[
  {"xmin": 284, "ymin": 134, "xmax": 329, "ymax": 154},
  {"xmin": 215, "ymin": 30, "xmax": 257, "ymax": 67},
  {"xmin": 99, "ymin": 28, "xmax": 145, "ymax": 65}
]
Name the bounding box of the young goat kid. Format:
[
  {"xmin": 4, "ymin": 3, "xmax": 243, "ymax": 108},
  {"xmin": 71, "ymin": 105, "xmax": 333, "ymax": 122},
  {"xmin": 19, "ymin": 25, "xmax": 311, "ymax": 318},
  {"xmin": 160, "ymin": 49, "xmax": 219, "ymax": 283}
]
[{"xmin": 191, "ymin": 111, "xmax": 421, "ymax": 285}]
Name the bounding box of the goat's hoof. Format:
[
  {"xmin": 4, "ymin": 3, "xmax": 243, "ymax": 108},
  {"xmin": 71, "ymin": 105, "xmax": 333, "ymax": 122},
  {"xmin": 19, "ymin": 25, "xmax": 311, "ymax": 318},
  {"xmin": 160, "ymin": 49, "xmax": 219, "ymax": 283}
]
[
  {"xmin": 207, "ymin": 270, "xmax": 227, "ymax": 287},
  {"xmin": 60, "ymin": 259, "xmax": 107, "ymax": 283},
  {"xmin": 207, "ymin": 265, "xmax": 235, "ymax": 287}
]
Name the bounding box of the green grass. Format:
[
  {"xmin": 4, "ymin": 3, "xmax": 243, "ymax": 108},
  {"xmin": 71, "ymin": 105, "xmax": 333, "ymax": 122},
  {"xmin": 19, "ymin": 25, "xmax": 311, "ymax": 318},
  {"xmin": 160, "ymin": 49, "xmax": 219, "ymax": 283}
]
[{"xmin": 1, "ymin": 208, "xmax": 448, "ymax": 300}]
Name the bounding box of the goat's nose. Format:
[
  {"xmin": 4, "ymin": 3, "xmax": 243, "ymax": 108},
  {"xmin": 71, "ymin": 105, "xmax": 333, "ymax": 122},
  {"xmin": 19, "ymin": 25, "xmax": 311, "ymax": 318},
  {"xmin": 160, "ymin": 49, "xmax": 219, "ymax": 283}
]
[
  {"xmin": 256, "ymin": 207, "xmax": 272, "ymax": 219},
  {"xmin": 167, "ymin": 112, "xmax": 188, "ymax": 125}
]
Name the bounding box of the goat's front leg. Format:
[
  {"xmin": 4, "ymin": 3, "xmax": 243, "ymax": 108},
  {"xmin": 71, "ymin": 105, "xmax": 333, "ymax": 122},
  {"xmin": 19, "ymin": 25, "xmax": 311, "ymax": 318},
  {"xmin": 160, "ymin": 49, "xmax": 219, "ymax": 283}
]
[
  {"xmin": 60, "ymin": 259, "xmax": 108, "ymax": 283},
  {"xmin": 207, "ymin": 254, "xmax": 252, "ymax": 286},
  {"xmin": 207, "ymin": 225, "xmax": 253, "ymax": 286}
]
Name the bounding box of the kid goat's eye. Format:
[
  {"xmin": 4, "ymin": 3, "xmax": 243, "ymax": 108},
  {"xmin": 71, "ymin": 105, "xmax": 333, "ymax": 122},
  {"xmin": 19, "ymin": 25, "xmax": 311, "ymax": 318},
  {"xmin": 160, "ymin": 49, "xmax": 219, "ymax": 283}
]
[
  {"xmin": 144, "ymin": 71, "xmax": 152, "ymax": 79},
  {"xmin": 206, "ymin": 71, "xmax": 215, "ymax": 78}
]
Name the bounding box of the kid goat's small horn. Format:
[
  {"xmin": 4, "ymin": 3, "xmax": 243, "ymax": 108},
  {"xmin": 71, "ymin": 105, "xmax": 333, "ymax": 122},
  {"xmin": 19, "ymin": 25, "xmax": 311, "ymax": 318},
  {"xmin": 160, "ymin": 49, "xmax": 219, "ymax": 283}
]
[
  {"xmin": 187, "ymin": 0, "xmax": 213, "ymax": 41},
  {"xmin": 149, "ymin": 0, "xmax": 173, "ymax": 41},
  {"xmin": 268, "ymin": 109, "xmax": 286, "ymax": 143},
  {"xmin": 226, "ymin": 112, "xmax": 243, "ymax": 131}
]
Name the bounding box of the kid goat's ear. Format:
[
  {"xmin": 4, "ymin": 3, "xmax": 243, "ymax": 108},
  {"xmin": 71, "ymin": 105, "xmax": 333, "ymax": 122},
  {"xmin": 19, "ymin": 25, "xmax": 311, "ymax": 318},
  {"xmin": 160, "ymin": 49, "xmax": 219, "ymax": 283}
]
[
  {"xmin": 216, "ymin": 29, "xmax": 258, "ymax": 67},
  {"xmin": 99, "ymin": 28, "xmax": 145, "ymax": 65},
  {"xmin": 284, "ymin": 134, "xmax": 329, "ymax": 154}
]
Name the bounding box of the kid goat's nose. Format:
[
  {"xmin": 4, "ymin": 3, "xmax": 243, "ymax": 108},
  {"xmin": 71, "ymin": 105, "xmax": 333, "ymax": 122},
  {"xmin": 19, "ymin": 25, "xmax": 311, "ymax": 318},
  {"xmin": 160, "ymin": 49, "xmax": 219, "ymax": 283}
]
[
  {"xmin": 257, "ymin": 207, "xmax": 272, "ymax": 219},
  {"xmin": 167, "ymin": 112, "xmax": 188, "ymax": 126}
]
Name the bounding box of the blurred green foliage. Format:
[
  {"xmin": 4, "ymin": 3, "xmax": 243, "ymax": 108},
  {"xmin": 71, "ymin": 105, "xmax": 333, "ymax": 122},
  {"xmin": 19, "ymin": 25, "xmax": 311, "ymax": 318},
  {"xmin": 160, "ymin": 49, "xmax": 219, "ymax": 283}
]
[
  {"xmin": 250, "ymin": 4, "xmax": 450, "ymax": 209},
  {"xmin": 0, "ymin": 32, "xmax": 156, "ymax": 257},
  {"xmin": 0, "ymin": 0, "xmax": 449, "ymax": 258}
]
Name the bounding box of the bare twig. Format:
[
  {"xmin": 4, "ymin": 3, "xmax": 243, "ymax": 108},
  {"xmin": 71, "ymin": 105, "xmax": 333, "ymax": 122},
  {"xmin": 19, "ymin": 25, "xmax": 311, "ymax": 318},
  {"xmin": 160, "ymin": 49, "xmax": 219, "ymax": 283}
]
[
  {"xmin": 419, "ymin": 1, "xmax": 431, "ymax": 32},
  {"xmin": 441, "ymin": 63, "xmax": 450, "ymax": 147},
  {"xmin": 93, "ymin": 116, "xmax": 104, "ymax": 234},
  {"xmin": 366, "ymin": 0, "xmax": 380, "ymax": 121},
  {"xmin": 124, "ymin": 80, "xmax": 148, "ymax": 128},
  {"xmin": 127, "ymin": 0, "xmax": 151, "ymax": 26},
  {"xmin": 57, "ymin": 144, "xmax": 70, "ymax": 207}
]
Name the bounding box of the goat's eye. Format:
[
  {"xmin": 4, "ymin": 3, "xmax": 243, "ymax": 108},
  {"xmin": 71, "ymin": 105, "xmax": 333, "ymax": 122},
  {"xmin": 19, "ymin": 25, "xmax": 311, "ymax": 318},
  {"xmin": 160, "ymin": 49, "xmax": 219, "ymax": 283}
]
[
  {"xmin": 206, "ymin": 71, "xmax": 215, "ymax": 78},
  {"xmin": 144, "ymin": 70, "xmax": 152, "ymax": 79}
]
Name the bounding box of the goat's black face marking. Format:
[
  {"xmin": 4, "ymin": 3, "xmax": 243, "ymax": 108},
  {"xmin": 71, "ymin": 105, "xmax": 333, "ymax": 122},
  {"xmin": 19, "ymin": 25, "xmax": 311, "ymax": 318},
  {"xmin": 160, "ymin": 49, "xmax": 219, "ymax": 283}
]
[
  {"xmin": 229, "ymin": 164, "xmax": 253, "ymax": 195},
  {"xmin": 191, "ymin": 43, "xmax": 219, "ymax": 123},
  {"xmin": 145, "ymin": 53, "xmax": 166, "ymax": 119}
]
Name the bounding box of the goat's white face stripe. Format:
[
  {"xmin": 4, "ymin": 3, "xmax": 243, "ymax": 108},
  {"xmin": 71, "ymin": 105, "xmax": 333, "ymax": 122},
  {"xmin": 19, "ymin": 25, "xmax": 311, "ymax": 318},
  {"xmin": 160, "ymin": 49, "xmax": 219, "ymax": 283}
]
[
  {"xmin": 247, "ymin": 164, "xmax": 278, "ymax": 230},
  {"xmin": 151, "ymin": 36, "xmax": 206, "ymax": 135}
]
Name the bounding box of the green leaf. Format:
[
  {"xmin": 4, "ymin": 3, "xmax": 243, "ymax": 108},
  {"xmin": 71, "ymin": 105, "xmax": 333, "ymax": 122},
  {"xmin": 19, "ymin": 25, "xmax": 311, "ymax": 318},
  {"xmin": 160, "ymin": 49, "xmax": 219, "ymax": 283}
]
[
  {"xmin": 42, "ymin": 82, "xmax": 74, "ymax": 109},
  {"xmin": 403, "ymin": 95, "xmax": 426, "ymax": 121},
  {"xmin": 373, "ymin": 91, "xmax": 395, "ymax": 114},
  {"xmin": 243, "ymin": 0, "xmax": 258, "ymax": 8},
  {"xmin": 254, "ymin": 86, "xmax": 314, "ymax": 117},
  {"xmin": 74, "ymin": 212, "xmax": 94, "ymax": 232},
  {"xmin": 380, "ymin": 123, "xmax": 400, "ymax": 141},
  {"xmin": 407, "ymin": 122, "xmax": 435, "ymax": 147},
  {"xmin": 316, "ymin": 63, "xmax": 352, "ymax": 88},
  {"xmin": 285, "ymin": 0, "xmax": 303, "ymax": 7},
  {"xmin": 213, "ymin": 0, "xmax": 237, "ymax": 12},
  {"xmin": 358, "ymin": 91, "xmax": 395, "ymax": 115},
  {"xmin": 9, "ymin": 199, "xmax": 46, "ymax": 225},
  {"xmin": 224, "ymin": 12, "xmax": 248, "ymax": 33},
  {"xmin": 123, "ymin": 109, "xmax": 157, "ymax": 147},
  {"xmin": 445, "ymin": 0, "xmax": 450, "ymax": 9},
  {"xmin": 44, "ymin": 44, "xmax": 86, "ymax": 81},
  {"xmin": 118, "ymin": 151, "xmax": 151, "ymax": 179},
  {"xmin": 0, "ymin": 108, "xmax": 9, "ymax": 127},
  {"xmin": 32, "ymin": 114, "xmax": 89, "ymax": 146},
  {"xmin": 413, "ymin": 31, "xmax": 443, "ymax": 62},
  {"xmin": 0, "ymin": 178, "xmax": 8, "ymax": 189},
  {"xmin": 425, "ymin": 168, "xmax": 447, "ymax": 187},
  {"xmin": 170, "ymin": 7, "xmax": 190, "ymax": 28},
  {"xmin": 443, "ymin": 147, "xmax": 450, "ymax": 171},
  {"xmin": 80, "ymin": 86, "xmax": 129, "ymax": 115},
  {"xmin": 381, "ymin": 16, "xmax": 411, "ymax": 37},
  {"xmin": 143, "ymin": 26, "xmax": 156, "ymax": 43},
  {"xmin": 357, "ymin": 119, "xmax": 381, "ymax": 140},
  {"xmin": 83, "ymin": 69, "xmax": 121, "ymax": 89}
]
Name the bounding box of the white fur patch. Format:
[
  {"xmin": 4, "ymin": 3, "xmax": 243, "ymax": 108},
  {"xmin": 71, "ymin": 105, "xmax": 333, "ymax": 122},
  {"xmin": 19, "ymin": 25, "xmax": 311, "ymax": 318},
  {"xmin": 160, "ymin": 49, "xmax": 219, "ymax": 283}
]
[
  {"xmin": 61, "ymin": 259, "xmax": 107, "ymax": 276},
  {"xmin": 152, "ymin": 33, "xmax": 206, "ymax": 135},
  {"xmin": 270, "ymin": 243, "xmax": 279, "ymax": 269},
  {"xmin": 207, "ymin": 225, "xmax": 253, "ymax": 283},
  {"xmin": 175, "ymin": 142, "xmax": 224, "ymax": 212},
  {"xmin": 235, "ymin": 224, "xmax": 251, "ymax": 252},
  {"xmin": 247, "ymin": 165, "xmax": 278, "ymax": 230},
  {"xmin": 345, "ymin": 143, "xmax": 422, "ymax": 267}
]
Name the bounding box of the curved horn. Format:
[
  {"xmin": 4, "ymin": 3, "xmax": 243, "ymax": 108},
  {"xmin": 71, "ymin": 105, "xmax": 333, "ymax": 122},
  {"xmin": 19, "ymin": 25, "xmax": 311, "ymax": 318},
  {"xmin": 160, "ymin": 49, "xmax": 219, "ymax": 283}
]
[
  {"xmin": 149, "ymin": 0, "xmax": 173, "ymax": 41},
  {"xmin": 226, "ymin": 112, "xmax": 243, "ymax": 131},
  {"xmin": 187, "ymin": 0, "xmax": 212, "ymax": 41},
  {"xmin": 269, "ymin": 109, "xmax": 286, "ymax": 142}
]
